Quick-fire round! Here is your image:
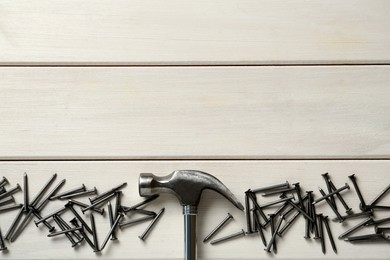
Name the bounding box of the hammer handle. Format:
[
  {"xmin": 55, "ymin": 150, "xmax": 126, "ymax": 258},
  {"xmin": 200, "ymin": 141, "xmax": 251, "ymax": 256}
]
[{"xmin": 184, "ymin": 205, "xmax": 197, "ymax": 260}]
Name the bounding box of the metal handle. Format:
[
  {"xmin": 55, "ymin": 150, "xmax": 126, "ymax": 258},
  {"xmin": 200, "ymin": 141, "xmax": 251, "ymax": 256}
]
[{"xmin": 183, "ymin": 205, "xmax": 197, "ymax": 260}]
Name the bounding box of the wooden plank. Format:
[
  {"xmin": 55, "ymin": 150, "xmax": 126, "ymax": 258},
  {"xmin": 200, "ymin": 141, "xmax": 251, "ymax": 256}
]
[
  {"xmin": 1, "ymin": 66, "xmax": 390, "ymax": 159},
  {"xmin": 1, "ymin": 0, "xmax": 390, "ymax": 64},
  {"xmin": 0, "ymin": 160, "xmax": 389, "ymax": 259}
]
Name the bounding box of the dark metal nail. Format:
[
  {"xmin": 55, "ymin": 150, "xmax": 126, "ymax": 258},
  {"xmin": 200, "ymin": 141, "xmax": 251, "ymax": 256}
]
[
  {"xmin": 259, "ymin": 196, "xmax": 294, "ymax": 209},
  {"xmin": 323, "ymin": 216, "xmax": 337, "ymax": 253},
  {"xmin": 82, "ymin": 192, "xmax": 116, "ymax": 214},
  {"xmin": 127, "ymin": 208, "xmax": 157, "ymax": 216},
  {"xmin": 90, "ymin": 214, "xmax": 100, "ymax": 252},
  {"xmin": 29, "ymin": 173, "xmax": 57, "ymax": 208},
  {"xmin": 313, "ymin": 183, "xmax": 350, "ymax": 205},
  {"xmin": 304, "ymin": 196, "xmax": 311, "ymax": 239},
  {"xmin": 348, "ymin": 174, "xmax": 367, "ymax": 211},
  {"xmin": 10, "ymin": 210, "xmax": 33, "ymax": 243},
  {"xmin": 332, "ymin": 210, "xmax": 373, "ymax": 222},
  {"xmin": 5, "ymin": 207, "xmax": 24, "ymax": 240},
  {"xmin": 139, "ymin": 208, "xmax": 165, "ymax": 241},
  {"xmin": 366, "ymin": 205, "xmax": 390, "ymax": 210},
  {"xmin": 312, "ymin": 213, "xmax": 320, "ymax": 239},
  {"xmin": 252, "ymin": 209, "xmax": 267, "ymax": 246},
  {"xmin": 68, "ymin": 199, "xmax": 104, "ymax": 215},
  {"xmin": 100, "ymin": 213, "xmax": 123, "ymax": 250},
  {"xmin": 0, "ymin": 228, "xmax": 7, "ymax": 251},
  {"xmin": 59, "ymin": 187, "xmax": 97, "ymax": 200},
  {"xmin": 203, "ymin": 213, "xmax": 233, "ymax": 243},
  {"xmin": 265, "ymin": 216, "xmax": 284, "ymax": 253},
  {"xmin": 114, "ymin": 191, "xmax": 122, "ymax": 218},
  {"xmin": 321, "ymin": 173, "xmax": 337, "ymax": 210},
  {"xmin": 65, "ymin": 202, "xmax": 93, "ymax": 234},
  {"xmin": 0, "ymin": 177, "xmax": 8, "ymax": 188},
  {"xmin": 251, "ymin": 181, "xmax": 289, "ymax": 193},
  {"xmin": 89, "ymin": 182, "xmax": 127, "ymax": 204},
  {"xmin": 318, "ymin": 214, "xmax": 325, "ymax": 254},
  {"xmin": 247, "ymin": 192, "xmax": 269, "ymax": 225},
  {"xmin": 210, "ymin": 229, "xmax": 245, "ymax": 245},
  {"xmin": 262, "ymin": 187, "xmax": 295, "ymax": 196},
  {"xmin": 0, "ymin": 196, "xmax": 15, "ymax": 207},
  {"xmin": 56, "ymin": 214, "xmax": 83, "ymax": 241},
  {"xmin": 269, "ymin": 214, "xmax": 277, "ymax": 253},
  {"xmin": 121, "ymin": 194, "xmax": 159, "ymax": 212},
  {"xmin": 0, "ymin": 184, "xmax": 21, "ymax": 201},
  {"xmin": 278, "ymin": 210, "xmax": 300, "ymax": 237},
  {"xmin": 286, "ymin": 199, "xmax": 314, "ymax": 222},
  {"xmin": 244, "ymin": 191, "xmax": 253, "ymax": 233},
  {"xmin": 318, "ymin": 187, "xmax": 344, "ymax": 222},
  {"xmin": 0, "ymin": 203, "xmax": 23, "ymax": 213},
  {"xmin": 23, "ymin": 173, "xmax": 28, "ymax": 212},
  {"xmin": 328, "ymin": 179, "xmax": 352, "ymax": 212},
  {"xmin": 35, "ymin": 179, "xmax": 66, "ymax": 211},
  {"xmin": 370, "ymin": 216, "xmax": 390, "ymax": 226},
  {"xmin": 35, "ymin": 207, "xmax": 67, "ymax": 226},
  {"xmin": 48, "ymin": 227, "xmax": 82, "ymax": 237},
  {"xmin": 31, "ymin": 209, "xmax": 55, "ymax": 232},
  {"xmin": 293, "ymin": 183, "xmax": 305, "ymax": 210},
  {"xmin": 368, "ymin": 184, "xmax": 390, "ymax": 206},
  {"xmin": 119, "ymin": 215, "xmax": 155, "ymax": 229},
  {"xmin": 53, "ymin": 215, "xmax": 77, "ymax": 247},
  {"xmin": 338, "ymin": 217, "xmax": 374, "ymax": 239},
  {"xmin": 344, "ymin": 233, "xmax": 387, "ymax": 242},
  {"xmin": 108, "ymin": 201, "xmax": 118, "ymax": 240},
  {"xmin": 50, "ymin": 184, "xmax": 86, "ymax": 200},
  {"xmin": 70, "ymin": 218, "xmax": 95, "ymax": 251}
]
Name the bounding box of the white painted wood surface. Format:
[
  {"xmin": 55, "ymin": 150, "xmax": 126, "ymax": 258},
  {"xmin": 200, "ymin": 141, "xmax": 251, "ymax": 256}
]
[
  {"xmin": 1, "ymin": 66, "xmax": 390, "ymax": 159},
  {"xmin": 1, "ymin": 0, "xmax": 390, "ymax": 64},
  {"xmin": 0, "ymin": 161, "xmax": 389, "ymax": 259}
]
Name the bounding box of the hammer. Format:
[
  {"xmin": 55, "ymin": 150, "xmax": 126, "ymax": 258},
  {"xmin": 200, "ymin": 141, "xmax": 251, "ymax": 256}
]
[{"xmin": 139, "ymin": 170, "xmax": 244, "ymax": 260}]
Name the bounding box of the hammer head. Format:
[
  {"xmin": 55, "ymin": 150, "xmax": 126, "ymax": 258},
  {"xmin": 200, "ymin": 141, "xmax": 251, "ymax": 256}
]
[{"xmin": 139, "ymin": 170, "xmax": 244, "ymax": 210}]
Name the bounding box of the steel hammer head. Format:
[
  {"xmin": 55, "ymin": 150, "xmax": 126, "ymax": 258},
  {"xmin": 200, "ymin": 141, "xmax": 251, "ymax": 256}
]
[{"xmin": 139, "ymin": 170, "xmax": 244, "ymax": 210}]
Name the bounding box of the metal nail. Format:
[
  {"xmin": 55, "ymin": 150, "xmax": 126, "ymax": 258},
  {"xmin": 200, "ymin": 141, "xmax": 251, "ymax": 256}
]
[
  {"xmin": 0, "ymin": 203, "xmax": 23, "ymax": 213},
  {"xmin": 344, "ymin": 233, "xmax": 387, "ymax": 242},
  {"xmin": 265, "ymin": 216, "xmax": 284, "ymax": 253},
  {"xmin": 35, "ymin": 207, "xmax": 67, "ymax": 226},
  {"xmin": 251, "ymin": 182, "xmax": 289, "ymax": 193},
  {"xmin": 262, "ymin": 187, "xmax": 295, "ymax": 196},
  {"xmin": 269, "ymin": 214, "xmax": 277, "ymax": 253},
  {"xmin": 65, "ymin": 202, "xmax": 93, "ymax": 234},
  {"xmin": 0, "ymin": 196, "xmax": 15, "ymax": 207},
  {"xmin": 5, "ymin": 207, "xmax": 24, "ymax": 240},
  {"xmin": 0, "ymin": 184, "xmax": 21, "ymax": 201},
  {"xmin": 68, "ymin": 199, "xmax": 104, "ymax": 215},
  {"xmin": 328, "ymin": 179, "xmax": 352, "ymax": 212},
  {"xmin": 286, "ymin": 199, "xmax": 314, "ymax": 222},
  {"xmin": 23, "ymin": 173, "xmax": 28, "ymax": 212},
  {"xmin": 318, "ymin": 187, "xmax": 344, "ymax": 222},
  {"xmin": 348, "ymin": 174, "xmax": 367, "ymax": 211},
  {"xmin": 139, "ymin": 208, "xmax": 165, "ymax": 241},
  {"xmin": 35, "ymin": 179, "xmax": 66, "ymax": 211},
  {"xmin": 82, "ymin": 192, "xmax": 116, "ymax": 214},
  {"xmin": 119, "ymin": 215, "xmax": 155, "ymax": 229},
  {"xmin": 59, "ymin": 187, "xmax": 97, "ymax": 200},
  {"xmin": 332, "ymin": 210, "xmax": 373, "ymax": 222},
  {"xmin": 55, "ymin": 214, "xmax": 83, "ymax": 241},
  {"xmin": 323, "ymin": 216, "xmax": 337, "ymax": 253},
  {"xmin": 338, "ymin": 217, "xmax": 374, "ymax": 239},
  {"xmin": 70, "ymin": 218, "xmax": 95, "ymax": 251},
  {"xmin": 0, "ymin": 228, "xmax": 7, "ymax": 251},
  {"xmin": 121, "ymin": 194, "xmax": 159, "ymax": 212},
  {"xmin": 89, "ymin": 182, "xmax": 127, "ymax": 204},
  {"xmin": 368, "ymin": 184, "xmax": 390, "ymax": 206},
  {"xmin": 29, "ymin": 174, "xmax": 57, "ymax": 208},
  {"xmin": 203, "ymin": 213, "xmax": 233, "ymax": 243},
  {"xmin": 370, "ymin": 216, "xmax": 390, "ymax": 226},
  {"xmin": 247, "ymin": 192, "xmax": 269, "ymax": 225},
  {"xmin": 53, "ymin": 215, "xmax": 77, "ymax": 247},
  {"xmin": 318, "ymin": 214, "xmax": 325, "ymax": 254},
  {"xmin": 304, "ymin": 196, "xmax": 311, "ymax": 239},
  {"xmin": 244, "ymin": 191, "xmax": 253, "ymax": 233},
  {"xmin": 48, "ymin": 227, "xmax": 82, "ymax": 237},
  {"xmin": 0, "ymin": 177, "xmax": 9, "ymax": 188},
  {"xmin": 366, "ymin": 205, "xmax": 390, "ymax": 210},
  {"xmin": 127, "ymin": 208, "xmax": 157, "ymax": 216},
  {"xmin": 10, "ymin": 211, "xmax": 34, "ymax": 242},
  {"xmin": 313, "ymin": 183, "xmax": 350, "ymax": 205},
  {"xmin": 90, "ymin": 214, "xmax": 100, "ymax": 252},
  {"xmin": 259, "ymin": 196, "xmax": 294, "ymax": 209},
  {"xmin": 210, "ymin": 229, "xmax": 245, "ymax": 245},
  {"xmin": 50, "ymin": 184, "xmax": 86, "ymax": 200},
  {"xmin": 293, "ymin": 183, "xmax": 305, "ymax": 210},
  {"xmin": 100, "ymin": 213, "xmax": 123, "ymax": 250},
  {"xmin": 108, "ymin": 201, "xmax": 118, "ymax": 240},
  {"xmin": 252, "ymin": 209, "xmax": 267, "ymax": 246},
  {"xmin": 321, "ymin": 173, "xmax": 337, "ymax": 210},
  {"xmin": 31, "ymin": 210, "xmax": 55, "ymax": 232},
  {"xmin": 278, "ymin": 210, "xmax": 300, "ymax": 237}
]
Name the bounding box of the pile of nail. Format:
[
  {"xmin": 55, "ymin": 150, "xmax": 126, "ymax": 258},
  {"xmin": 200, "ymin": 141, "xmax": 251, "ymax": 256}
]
[
  {"xmin": 204, "ymin": 173, "xmax": 390, "ymax": 254},
  {"xmin": 0, "ymin": 173, "xmax": 165, "ymax": 252}
]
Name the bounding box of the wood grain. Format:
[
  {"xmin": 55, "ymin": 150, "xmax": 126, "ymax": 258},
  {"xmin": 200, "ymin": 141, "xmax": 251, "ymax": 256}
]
[
  {"xmin": 1, "ymin": 0, "xmax": 389, "ymax": 65},
  {"xmin": 0, "ymin": 160, "xmax": 389, "ymax": 259},
  {"xmin": 1, "ymin": 66, "xmax": 390, "ymax": 159}
]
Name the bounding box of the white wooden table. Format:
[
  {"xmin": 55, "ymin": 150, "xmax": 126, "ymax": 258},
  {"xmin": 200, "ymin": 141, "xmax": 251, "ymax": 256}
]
[{"xmin": 0, "ymin": 1, "xmax": 389, "ymax": 259}]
